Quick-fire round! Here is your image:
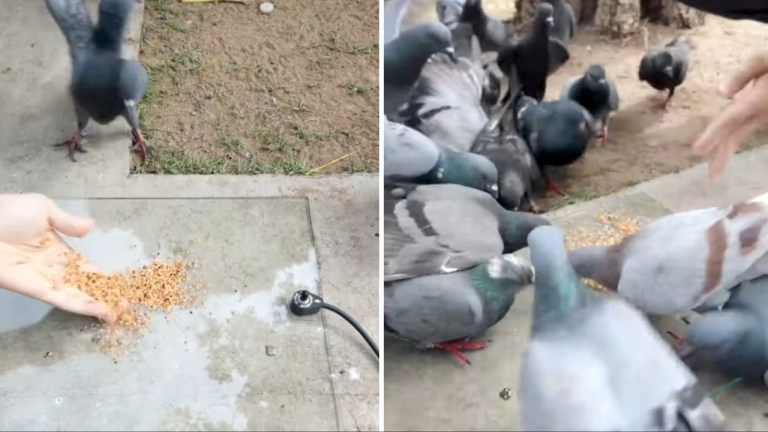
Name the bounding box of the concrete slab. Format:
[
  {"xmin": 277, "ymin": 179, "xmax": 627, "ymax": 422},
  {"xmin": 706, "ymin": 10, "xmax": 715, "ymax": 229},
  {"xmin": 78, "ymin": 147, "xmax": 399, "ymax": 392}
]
[{"xmin": 0, "ymin": 198, "xmax": 345, "ymax": 431}]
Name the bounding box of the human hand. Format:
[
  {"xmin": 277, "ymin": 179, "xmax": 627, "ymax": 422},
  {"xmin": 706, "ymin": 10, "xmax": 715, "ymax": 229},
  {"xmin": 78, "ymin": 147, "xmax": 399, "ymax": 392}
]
[
  {"xmin": 0, "ymin": 193, "xmax": 117, "ymax": 324},
  {"xmin": 692, "ymin": 53, "xmax": 768, "ymax": 181}
]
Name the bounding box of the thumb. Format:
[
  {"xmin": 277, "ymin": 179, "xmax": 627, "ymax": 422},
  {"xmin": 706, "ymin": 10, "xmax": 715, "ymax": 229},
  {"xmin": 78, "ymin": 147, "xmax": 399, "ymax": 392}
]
[
  {"xmin": 720, "ymin": 53, "xmax": 768, "ymax": 97},
  {"xmin": 45, "ymin": 199, "xmax": 94, "ymax": 238}
]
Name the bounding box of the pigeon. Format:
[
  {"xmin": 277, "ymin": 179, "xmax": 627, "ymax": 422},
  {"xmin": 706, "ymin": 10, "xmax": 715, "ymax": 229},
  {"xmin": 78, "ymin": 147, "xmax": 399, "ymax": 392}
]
[
  {"xmin": 384, "ymin": 183, "xmax": 551, "ymax": 282},
  {"xmin": 560, "ymin": 64, "xmax": 620, "ymax": 146},
  {"xmin": 496, "ymin": 2, "xmax": 570, "ymax": 103},
  {"xmin": 569, "ymin": 193, "xmax": 768, "ymax": 316},
  {"xmin": 686, "ymin": 275, "xmax": 768, "ymax": 386},
  {"xmin": 450, "ymin": 22, "xmax": 502, "ymax": 114},
  {"xmin": 383, "ymin": 0, "xmax": 413, "ymax": 44},
  {"xmin": 384, "ymin": 21, "xmax": 457, "ymax": 119},
  {"xmin": 542, "ymin": 0, "xmax": 577, "ymax": 45},
  {"xmin": 456, "ymin": 0, "xmax": 515, "ymax": 53},
  {"xmin": 385, "ymin": 253, "xmax": 534, "ymax": 365},
  {"xmin": 516, "ymin": 93, "xmax": 597, "ymax": 197},
  {"xmin": 472, "ymin": 90, "xmax": 544, "ymax": 213},
  {"xmin": 45, "ymin": 0, "xmax": 150, "ymax": 163},
  {"xmin": 520, "ymin": 225, "xmax": 727, "ymax": 432},
  {"xmin": 384, "ymin": 119, "xmax": 499, "ymax": 198},
  {"xmin": 398, "ymin": 51, "xmax": 489, "ymax": 153},
  {"xmin": 639, "ymin": 36, "xmax": 692, "ymax": 111}
]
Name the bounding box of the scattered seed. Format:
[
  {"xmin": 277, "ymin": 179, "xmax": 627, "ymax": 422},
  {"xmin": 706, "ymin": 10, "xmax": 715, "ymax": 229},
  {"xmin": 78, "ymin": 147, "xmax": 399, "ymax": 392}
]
[{"xmin": 260, "ymin": 2, "xmax": 274, "ymax": 14}]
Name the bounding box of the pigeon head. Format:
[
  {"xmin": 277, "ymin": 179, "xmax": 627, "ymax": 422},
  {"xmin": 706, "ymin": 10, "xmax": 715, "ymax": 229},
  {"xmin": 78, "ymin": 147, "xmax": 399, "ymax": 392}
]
[
  {"xmin": 440, "ymin": 150, "xmax": 500, "ymax": 199},
  {"xmin": 535, "ymin": 2, "xmax": 555, "ymax": 28},
  {"xmin": 497, "ymin": 171, "xmax": 527, "ymax": 211},
  {"xmin": 486, "ymin": 254, "xmax": 535, "ymax": 288},
  {"xmin": 652, "ymin": 51, "xmax": 675, "ymax": 78},
  {"xmin": 584, "ymin": 64, "xmax": 608, "ymax": 87},
  {"xmin": 412, "ymin": 21, "xmax": 456, "ymax": 60}
]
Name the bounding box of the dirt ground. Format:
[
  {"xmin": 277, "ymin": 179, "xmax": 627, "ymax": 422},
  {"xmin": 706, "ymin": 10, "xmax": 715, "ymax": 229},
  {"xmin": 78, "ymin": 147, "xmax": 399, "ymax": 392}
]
[
  {"xmin": 401, "ymin": 1, "xmax": 768, "ymax": 210},
  {"xmin": 136, "ymin": 0, "xmax": 379, "ymax": 175}
]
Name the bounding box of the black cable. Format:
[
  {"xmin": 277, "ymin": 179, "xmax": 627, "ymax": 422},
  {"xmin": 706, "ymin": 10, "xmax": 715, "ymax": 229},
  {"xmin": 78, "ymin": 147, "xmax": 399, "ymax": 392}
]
[
  {"xmin": 289, "ymin": 290, "xmax": 379, "ymax": 359},
  {"xmin": 321, "ymin": 302, "xmax": 379, "ymax": 358}
]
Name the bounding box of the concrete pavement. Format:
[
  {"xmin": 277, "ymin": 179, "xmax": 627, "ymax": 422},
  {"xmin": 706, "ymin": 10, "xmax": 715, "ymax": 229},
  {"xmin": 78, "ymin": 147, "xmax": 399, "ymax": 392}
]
[
  {"xmin": 0, "ymin": 0, "xmax": 379, "ymax": 430},
  {"xmin": 384, "ymin": 145, "xmax": 768, "ymax": 431}
]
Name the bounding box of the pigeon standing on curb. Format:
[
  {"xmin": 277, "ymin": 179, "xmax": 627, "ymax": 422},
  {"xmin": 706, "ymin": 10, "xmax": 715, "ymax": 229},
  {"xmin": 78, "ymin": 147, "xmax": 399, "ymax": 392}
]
[
  {"xmin": 686, "ymin": 275, "xmax": 768, "ymax": 386},
  {"xmin": 385, "ymin": 253, "xmax": 534, "ymax": 365},
  {"xmin": 45, "ymin": 0, "xmax": 151, "ymax": 163},
  {"xmin": 520, "ymin": 225, "xmax": 726, "ymax": 431},
  {"xmin": 568, "ymin": 193, "xmax": 768, "ymax": 315}
]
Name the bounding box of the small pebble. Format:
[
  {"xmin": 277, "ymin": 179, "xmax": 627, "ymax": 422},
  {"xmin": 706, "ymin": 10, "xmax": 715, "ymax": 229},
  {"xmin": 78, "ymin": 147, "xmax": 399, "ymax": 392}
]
[
  {"xmin": 260, "ymin": 2, "xmax": 274, "ymax": 14},
  {"xmin": 499, "ymin": 387, "xmax": 513, "ymax": 401},
  {"xmin": 265, "ymin": 345, "xmax": 278, "ymax": 356}
]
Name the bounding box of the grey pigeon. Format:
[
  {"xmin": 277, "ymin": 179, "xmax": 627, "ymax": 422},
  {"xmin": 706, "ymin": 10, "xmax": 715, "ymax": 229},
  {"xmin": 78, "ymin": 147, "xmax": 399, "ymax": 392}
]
[
  {"xmin": 384, "ymin": 119, "xmax": 499, "ymax": 198},
  {"xmin": 384, "ymin": 22, "xmax": 456, "ymax": 119},
  {"xmin": 542, "ymin": 0, "xmax": 577, "ymax": 45},
  {"xmin": 471, "ymin": 89, "xmax": 544, "ymax": 213},
  {"xmin": 497, "ymin": 2, "xmax": 570, "ymax": 103},
  {"xmin": 456, "ymin": 0, "xmax": 515, "ymax": 53},
  {"xmin": 639, "ymin": 36, "xmax": 692, "ymax": 111},
  {"xmin": 560, "ymin": 64, "xmax": 620, "ymax": 146},
  {"xmin": 384, "ymin": 183, "xmax": 550, "ymax": 282},
  {"xmin": 383, "ymin": 0, "xmax": 413, "ymax": 44},
  {"xmin": 686, "ymin": 275, "xmax": 768, "ymax": 386},
  {"xmin": 516, "ymin": 93, "xmax": 597, "ymax": 197},
  {"xmin": 436, "ymin": 0, "xmax": 465, "ymax": 30},
  {"xmin": 521, "ymin": 225, "xmax": 726, "ymax": 431},
  {"xmin": 385, "ymin": 253, "xmax": 533, "ymax": 364},
  {"xmin": 569, "ymin": 193, "xmax": 768, "ymax": 316},
  {"xmin": 398, "ymin": 51, "xmax": 489, "ymax": 153},
  {"xmin": 45, "ymin": 0, "xmax": 150, "ymax": 163},
  {"xmin": 449, "ymin": 22, "xmax": 503, "ymax": 114}
]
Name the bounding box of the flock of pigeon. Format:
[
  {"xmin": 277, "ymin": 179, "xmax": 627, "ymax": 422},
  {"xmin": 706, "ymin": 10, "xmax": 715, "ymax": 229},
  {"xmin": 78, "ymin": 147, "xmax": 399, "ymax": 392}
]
[
  {"xmin": 44, "ymin": 0, "xmax": 150, "ymax": 164},
  {"xmin": 383, "ymin": 0, "xmax": 768, "ymax": 429}
]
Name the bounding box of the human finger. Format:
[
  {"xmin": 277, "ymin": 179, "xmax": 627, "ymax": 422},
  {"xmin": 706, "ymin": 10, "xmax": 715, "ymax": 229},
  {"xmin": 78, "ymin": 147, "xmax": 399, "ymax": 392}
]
[
  {"xmin": 0, "ymin": 267, "xmax": 115, "ymax": 324},
  {"xmin": 720, "ymin": 53, "xmax": 768, "ymax": 98},
  {"xmin": 692, "ymin": 99, "xmax": 754, "ymax": 156},
  {"xmin": 44, "ymin": 197, "xmax": 95, "ymax": 238},
  {"xmin": 707, "ymin": 114, "xmax": 763, "ymax": 181}
]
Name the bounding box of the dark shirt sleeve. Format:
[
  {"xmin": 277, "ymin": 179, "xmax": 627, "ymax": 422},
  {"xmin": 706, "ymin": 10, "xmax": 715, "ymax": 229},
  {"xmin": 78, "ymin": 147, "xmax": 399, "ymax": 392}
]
[{"xmin": 674, "ymin": 0, "xmax": 768, "ymax": 23}]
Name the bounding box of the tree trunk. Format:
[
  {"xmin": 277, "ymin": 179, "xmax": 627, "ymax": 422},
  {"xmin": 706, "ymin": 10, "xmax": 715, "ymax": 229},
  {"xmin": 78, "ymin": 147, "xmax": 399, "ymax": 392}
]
[{"xmin": 514, "ymin": 0, "xmax": 706, "ymax": 38}]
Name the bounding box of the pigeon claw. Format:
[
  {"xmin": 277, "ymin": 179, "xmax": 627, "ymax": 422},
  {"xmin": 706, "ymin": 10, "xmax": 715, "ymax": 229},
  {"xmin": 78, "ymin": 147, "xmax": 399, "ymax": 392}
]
[
  {"xmin": 54, "ymin": 130, "xmax": 87, "ymax": 162},
  {"xmin": 596, "ymin": 130, "xmax": 614, "ymax": 146},
  {"xmin": 131, "ymin": 130, "xmax": 151, "ymax": 164},
  {"xmin": 546, "ymin": 178, "xmax": 567, "ymax": 197},
  {"xmin": 435, "ymin": 338, "xmax": 490, "ymax": 366}
]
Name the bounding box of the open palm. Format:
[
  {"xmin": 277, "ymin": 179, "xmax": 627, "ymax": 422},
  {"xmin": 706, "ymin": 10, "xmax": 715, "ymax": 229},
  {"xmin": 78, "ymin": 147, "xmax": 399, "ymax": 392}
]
[{"xmin": 0, "ymin": 193, "xmax": 117, "ymax": 324}]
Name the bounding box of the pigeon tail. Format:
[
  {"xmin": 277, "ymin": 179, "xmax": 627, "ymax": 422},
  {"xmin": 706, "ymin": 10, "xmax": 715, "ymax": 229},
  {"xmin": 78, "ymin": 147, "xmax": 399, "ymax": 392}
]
[
  {"xmin": 527, "ymin": 226, "xmax": 594, "ymax": 332},
  {"xmin": 44, "ymin": 0, "xmax": 95, "ymax": 62},
  {"xmin": 92, "ymin": 0, "xmax": 136, "ymax": 53}
]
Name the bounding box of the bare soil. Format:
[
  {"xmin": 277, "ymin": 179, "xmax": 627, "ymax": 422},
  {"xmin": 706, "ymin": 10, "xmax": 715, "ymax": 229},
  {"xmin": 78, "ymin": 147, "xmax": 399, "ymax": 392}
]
[
  {"xmin": 136, "ymin": 0, "xmax": 379, "ymax": 175},
  {"xmin": 402, "ymin": 1, "xmax": 768, "ymax": 210}
]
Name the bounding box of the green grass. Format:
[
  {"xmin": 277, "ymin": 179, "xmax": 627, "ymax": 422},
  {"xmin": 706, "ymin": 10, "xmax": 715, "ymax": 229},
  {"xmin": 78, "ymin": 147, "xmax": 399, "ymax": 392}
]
[{"xmin": 134, "ymin": 147, "xmax": 312, "ymax": 175}]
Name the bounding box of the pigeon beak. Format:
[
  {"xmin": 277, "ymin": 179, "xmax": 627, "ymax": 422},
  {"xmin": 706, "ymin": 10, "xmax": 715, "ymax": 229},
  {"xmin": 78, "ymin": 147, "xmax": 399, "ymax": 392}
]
[
  {"xmin": 598, "ymin": 78, "xmax": 607, "ymax": 85},
  {"xmin": 546, "ymin": 16, "xmax": 554, "ymax": 26},
  {"xmin": 444, "ymin": 46, "xmax": 458, "ymax": 63},
  {"xmin": 664, "ymin": 66, "xmax": 673, "ymax": 76},
  {"xmin": 488, "ymin": 183, "xmax": 499, "ymax": 199}
]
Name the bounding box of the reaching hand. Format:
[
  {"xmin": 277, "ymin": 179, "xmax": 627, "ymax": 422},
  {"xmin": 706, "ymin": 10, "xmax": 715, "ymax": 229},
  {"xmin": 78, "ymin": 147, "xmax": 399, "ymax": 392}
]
[
  {"xmin": 0, "ymin": 193, "xmax": 117, "ymax": 324},
  {"xmin": 693, "ymin": 53, "xmax": 768, "ymax": 181}
]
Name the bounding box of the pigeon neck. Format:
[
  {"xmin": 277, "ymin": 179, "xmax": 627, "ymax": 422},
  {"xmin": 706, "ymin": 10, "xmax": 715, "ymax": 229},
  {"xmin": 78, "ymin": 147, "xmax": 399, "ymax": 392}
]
[
  {"xmin": 531, "ymin": 245, "xmax": 586, "ymax": 332},
  {"xmin": 499, "ymin": 212, "xmax": 543, "ymax": 253},
  {"xmin": 470, "ymin": 263, "xmax": 518, "ymax": 325},
  {"xmin": 428, "ymin": 150, "xmax": 476, "ymax": 190},
  {"xmin": 384, "ymin": 39, "xmax": 434, "ymax": 85},
  {"xmin": 568, "ymin": 245, "xmax": 621, "ymax": 291}
]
